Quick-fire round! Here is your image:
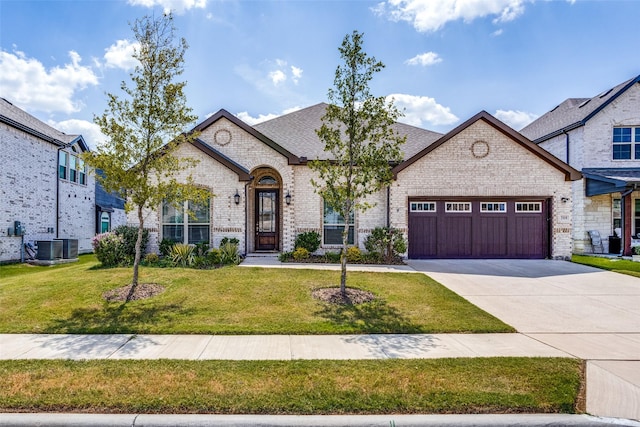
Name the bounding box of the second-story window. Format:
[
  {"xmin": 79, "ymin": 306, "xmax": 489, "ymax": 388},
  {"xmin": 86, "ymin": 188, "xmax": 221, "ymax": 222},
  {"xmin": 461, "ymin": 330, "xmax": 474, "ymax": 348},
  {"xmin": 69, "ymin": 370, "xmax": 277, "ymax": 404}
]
[
  {"xmin": 58, "ymin": 151, "xmax": 68, "ymax": 179},
  {"xmin": 613, "ymin": 127, "xmax": 640, "ymax": 160},
  {"xmin": 69, "ymin": 155, "xmax": 77, "ymax": 182}
]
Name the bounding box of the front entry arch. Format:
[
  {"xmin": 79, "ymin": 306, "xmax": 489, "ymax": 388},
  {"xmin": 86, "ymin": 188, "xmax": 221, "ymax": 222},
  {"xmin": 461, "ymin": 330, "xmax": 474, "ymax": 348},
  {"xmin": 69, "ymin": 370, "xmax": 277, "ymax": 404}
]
[{"xmin": 251, "ymin": 168, "xmax": 282, "ymax": 251}]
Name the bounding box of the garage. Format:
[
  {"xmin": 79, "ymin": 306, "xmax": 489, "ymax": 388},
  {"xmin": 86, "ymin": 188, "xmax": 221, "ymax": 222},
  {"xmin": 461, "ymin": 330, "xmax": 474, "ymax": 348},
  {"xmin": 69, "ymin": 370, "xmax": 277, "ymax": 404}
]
[{"xmin": 408, "ymin": 198, "xmax": 550, "ymax": 259}]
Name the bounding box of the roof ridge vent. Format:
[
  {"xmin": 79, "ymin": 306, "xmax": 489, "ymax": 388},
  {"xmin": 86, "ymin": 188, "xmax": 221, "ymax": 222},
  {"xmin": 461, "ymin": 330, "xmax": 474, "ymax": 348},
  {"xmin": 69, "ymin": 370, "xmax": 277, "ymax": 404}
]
[
  {"xmin": 578, "ymin": 99, "xmax": 591, "ymax": 108},
  {"xmin": 599, "ymin": 88, "xmax": 613, "ymax": 98}
]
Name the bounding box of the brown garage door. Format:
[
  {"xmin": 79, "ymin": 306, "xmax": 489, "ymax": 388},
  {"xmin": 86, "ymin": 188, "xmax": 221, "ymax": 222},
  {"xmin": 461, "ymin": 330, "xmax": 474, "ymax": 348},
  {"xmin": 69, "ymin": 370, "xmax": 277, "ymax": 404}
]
[{"xmin": 408, "ymin": 199, "xmax": 549, "ymax": 259}]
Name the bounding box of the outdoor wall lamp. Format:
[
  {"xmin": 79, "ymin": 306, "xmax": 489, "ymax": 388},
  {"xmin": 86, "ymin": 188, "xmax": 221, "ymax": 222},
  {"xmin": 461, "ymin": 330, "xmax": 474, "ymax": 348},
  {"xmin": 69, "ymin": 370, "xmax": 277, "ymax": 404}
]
[
  {"xmin": 285, "ymin": 191, "xmax": 292, "ymax": 205},
  {"xmin": 234, "ymin": 190, "xmax": 240, "ymax": 205},
  {"xmin": 561, "ymin": 197, "xmax": 569, "ymax": 203}
]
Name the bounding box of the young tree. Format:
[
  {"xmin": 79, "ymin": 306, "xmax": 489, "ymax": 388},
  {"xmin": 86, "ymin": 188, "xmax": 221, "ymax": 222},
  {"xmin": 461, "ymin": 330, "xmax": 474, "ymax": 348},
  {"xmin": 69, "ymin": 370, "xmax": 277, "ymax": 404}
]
[
  {"xmin": 85, "ymin": 13, "xmax": 208, "ymax": 301},
  {"xmin": 310, "ymin": 30, "xmax": 406, "ymax": 296}
]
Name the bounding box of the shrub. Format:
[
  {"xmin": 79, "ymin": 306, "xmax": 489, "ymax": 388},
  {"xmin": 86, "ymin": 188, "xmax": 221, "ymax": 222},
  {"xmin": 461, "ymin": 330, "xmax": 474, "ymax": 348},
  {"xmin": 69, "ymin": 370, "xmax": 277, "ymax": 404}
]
[
  {"xmin": 207, "ymin": 248, "xmax": 221, "ymax": 265},
  {"xmin": 278, "ymin": 252, "xmax": 293, "ymax": 262},
  {"xmin": 194, "ymin": 241, "xmax": 209, "ymax": 257},
  {"xmin": 219, "ymin": 241, "xmax": 241, "ymax": 265},
  {"xmin": 325, "ymin": 251, "xmax": 341, "ymax": 263},
  {"xmin": 170, "ymin": 243, "xmax": 195, "ymax": 267},
  {"xmin": 220, "ymin": 237, "xmax": 240, "ymax": 247},
  {"xmin": 294, "ymin": 231, "xmax": 320, "ymax": 253},
  {"xmin": 159, "ymin": 238, "xmax": 175, "ymax": 257},
  {"xmin": 634, "ymin": 246, "xmax": 640, "ymax": 256},
  {"xmin": 292, "ymin": 247, "xmax": 310, "ymax": 261},
  {"xmin": 92, "ymin": 232, "xmax": 125, "ymax": 267},
  {"xmin": 113, "ymin": 225, "xmax": 149, "ymax": 263},
  {"xmin": 144, "ymin": 252, "xmax": 159, "ymax": 265},
  {"xmin": 364, "ymin": 227, "xmax": 407, "ymax": 262},
  {"xmin": 346, "ymin": 246, "xmax": 362, "ymax": 263}
]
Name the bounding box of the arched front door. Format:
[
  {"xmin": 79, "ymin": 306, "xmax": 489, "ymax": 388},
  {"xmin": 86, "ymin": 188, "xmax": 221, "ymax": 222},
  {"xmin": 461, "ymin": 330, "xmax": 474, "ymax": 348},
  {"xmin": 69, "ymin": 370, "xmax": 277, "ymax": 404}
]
[{"xmin": 254, "ymin": 171, "xmax": 280, "ymax": 251}]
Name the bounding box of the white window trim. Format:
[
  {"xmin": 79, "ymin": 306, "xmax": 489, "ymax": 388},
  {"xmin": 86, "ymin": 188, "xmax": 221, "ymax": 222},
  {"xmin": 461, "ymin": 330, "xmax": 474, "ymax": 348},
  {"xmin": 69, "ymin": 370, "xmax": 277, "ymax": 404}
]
[
  {"xmin": 480, "ymin": 202, "xmax": 507, "ymax": 213},
  {"xmin": 515, "ymin": 202, "xmax": 542, "ymax": 213},
  {"xmin": 322, "ymin": 200, "xmax": 355, "ymax": 246},
  {"xmin": 161, "ymin": 199, "xmax": 211, "ymax": 245},
  {"xmin": 445, "ymin": 202, "xmax": 472, "ymax": 213},
  {"xmin": 410, "ymin": 202, "xmax": 436, "ymax": 212}
]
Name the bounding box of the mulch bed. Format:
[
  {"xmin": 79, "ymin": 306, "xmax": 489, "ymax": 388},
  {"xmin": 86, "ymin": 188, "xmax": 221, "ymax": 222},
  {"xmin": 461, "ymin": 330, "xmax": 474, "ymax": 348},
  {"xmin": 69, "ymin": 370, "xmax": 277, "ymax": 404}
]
[
  {"xmin": 103, "ymin": 283, "xmax": 165, "ymax": 302},
  {"xmin": 312, "ymin": 287, "xmax": 376, "ymax": 305}
]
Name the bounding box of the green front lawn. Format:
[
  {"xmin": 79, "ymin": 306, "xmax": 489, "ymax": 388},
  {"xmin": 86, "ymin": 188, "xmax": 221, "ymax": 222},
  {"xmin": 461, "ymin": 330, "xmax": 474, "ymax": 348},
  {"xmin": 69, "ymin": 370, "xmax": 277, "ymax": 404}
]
[
  {"xmin": 572, "ymin": 254, "xmax": 640, "ymax": 278},
  {"xmin": 0, "ymin": 255, "xmax": 512, "ymax": 334},
  {"xmin": 0, "ymin": 358, "xmax": 582, "ymax": 414}
]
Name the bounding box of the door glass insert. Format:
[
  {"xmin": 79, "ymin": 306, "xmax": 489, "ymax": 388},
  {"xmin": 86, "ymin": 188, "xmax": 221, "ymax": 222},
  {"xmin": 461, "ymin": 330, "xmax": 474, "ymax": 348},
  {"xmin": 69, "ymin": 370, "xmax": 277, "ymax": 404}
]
[{"xmin": 258, "ymin": 192, "xmax": 276, "ymax": 232}]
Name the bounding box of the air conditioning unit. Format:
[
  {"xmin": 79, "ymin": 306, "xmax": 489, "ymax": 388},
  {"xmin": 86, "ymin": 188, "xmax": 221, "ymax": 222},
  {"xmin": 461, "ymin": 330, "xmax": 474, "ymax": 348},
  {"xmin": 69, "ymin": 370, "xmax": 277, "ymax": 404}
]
[
  {"xmin": 36, "ymin": 240, "xmax": 63, "ymax": 260},
  {"xmin": 56, "ymin": 239, "xmax": 79, "ymax": 259}
]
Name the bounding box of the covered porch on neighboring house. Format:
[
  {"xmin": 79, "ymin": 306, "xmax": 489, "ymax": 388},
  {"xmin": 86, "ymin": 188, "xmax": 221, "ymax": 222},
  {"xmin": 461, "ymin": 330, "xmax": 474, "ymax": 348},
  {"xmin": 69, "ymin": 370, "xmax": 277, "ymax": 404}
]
[{"xmin": 583, "ymin": 168, "xmax": 640, "ymax": 256}]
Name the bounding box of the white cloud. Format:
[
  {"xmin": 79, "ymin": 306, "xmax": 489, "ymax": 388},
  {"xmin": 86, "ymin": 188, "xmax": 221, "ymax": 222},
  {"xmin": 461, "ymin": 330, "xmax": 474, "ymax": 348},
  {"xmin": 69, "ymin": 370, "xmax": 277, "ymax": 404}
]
[
  {"xmin": 127, "ymin": 0, "xmax": 207, "ymax": 14},
  {"xmin": 0, "ymin": 49, "xmax": 98, "ymax": 114},
  {"xmin": 494, "ymin": 109, "xmax": 539, "ymax": 130},
  {"xmin": 373, "ymin": 0, "xmax": 529, "ymax": 32},
  {"xmin": 104, "ymin": 39, "xmax": 139, "ymax": 71},
  {"xmin": 405, "ymin": 51, "xmax": 442, "ymax": 66},
  {"xmin": 389, "ymin": 93, "xmax": 459, "ymax": 127},
  {"xmin": 492, "ymin": 28, "xmax": 504, "ymax": 36},
  {"xmin": 50, "ymin": 119, "xmax": 107, "ymax": 150},
  {"xmin": 236, "ymin": 106, "xmax": 302, "ymax": 125},
  {"xmin": 269, "ymin": 69, "xmax": 287, "ymax": 85},
  {"xmin": 291, "ymin": 66, "xmax": 303, "ymax": 84}
]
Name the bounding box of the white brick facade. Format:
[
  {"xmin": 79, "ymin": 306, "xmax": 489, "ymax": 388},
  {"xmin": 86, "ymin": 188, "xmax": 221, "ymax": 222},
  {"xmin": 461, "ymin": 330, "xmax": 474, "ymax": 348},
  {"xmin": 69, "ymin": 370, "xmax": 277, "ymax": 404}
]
[
  {"xmin": 538, "ymin": 82, "xmax": 640, "ymax": 254},
  {"xmin": 0, "ymin": 119, "xmax": 95, "ymax": 262},
  {"xmin": 392, "ymin": 119, "xmax": 574, "ymax": 259}
]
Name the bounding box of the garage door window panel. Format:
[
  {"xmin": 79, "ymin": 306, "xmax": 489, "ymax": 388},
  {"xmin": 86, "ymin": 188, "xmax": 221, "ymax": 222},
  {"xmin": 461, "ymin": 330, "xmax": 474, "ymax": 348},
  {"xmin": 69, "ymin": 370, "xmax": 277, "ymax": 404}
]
[
  {"xmin": 445, "ymin": 202, "xmax": 471, "ymax": 212},
  {"xmin": 481, "ymin": 202, "xmax": 507, "ymax": 213}
]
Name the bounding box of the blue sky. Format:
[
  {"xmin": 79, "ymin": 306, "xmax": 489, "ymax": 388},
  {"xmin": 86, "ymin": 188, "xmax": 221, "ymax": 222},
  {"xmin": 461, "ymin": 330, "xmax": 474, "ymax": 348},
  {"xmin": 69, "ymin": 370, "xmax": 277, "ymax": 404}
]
[{"xmin": 1, "ymin": 0, "xmax": 638, "ymax": 148}]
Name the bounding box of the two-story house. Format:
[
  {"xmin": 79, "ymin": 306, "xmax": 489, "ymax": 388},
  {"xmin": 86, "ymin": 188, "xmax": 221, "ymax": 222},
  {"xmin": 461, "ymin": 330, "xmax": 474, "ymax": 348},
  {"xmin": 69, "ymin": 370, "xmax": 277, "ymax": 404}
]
[
  {"xmin": 0, "ymin": 98, "xmax": 122, "ymax": 263},
  {"xmin": 521, "ymin": 74, "xmax": 640, "ymax": 256}
]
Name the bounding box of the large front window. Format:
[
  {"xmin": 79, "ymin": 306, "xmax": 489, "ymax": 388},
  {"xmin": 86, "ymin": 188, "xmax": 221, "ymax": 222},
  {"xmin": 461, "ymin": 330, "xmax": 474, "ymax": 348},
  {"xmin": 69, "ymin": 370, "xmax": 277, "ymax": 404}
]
[
  {"xmin": 323, "ymin": 200, "xmax": 354, "ymax": 245},
  {"xmin": 162, "ymin": 199, "xmax": 210, "ymax": 244},
  {"xmin": 613, "ymin": 127, "xmax": 640, "ymax": 160}
]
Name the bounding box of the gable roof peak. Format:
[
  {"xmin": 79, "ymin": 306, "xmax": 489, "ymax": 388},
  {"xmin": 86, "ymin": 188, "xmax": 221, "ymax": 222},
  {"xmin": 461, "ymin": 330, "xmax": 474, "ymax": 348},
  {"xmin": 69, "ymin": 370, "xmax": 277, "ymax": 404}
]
[{"xmin": 521, "ymin": 74, "xmax": 640, "ymax": 142}]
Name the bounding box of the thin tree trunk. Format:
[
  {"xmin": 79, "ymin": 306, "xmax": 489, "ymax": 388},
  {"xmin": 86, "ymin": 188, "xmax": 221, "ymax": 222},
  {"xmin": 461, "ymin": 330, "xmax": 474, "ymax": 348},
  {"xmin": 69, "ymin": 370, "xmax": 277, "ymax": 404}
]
[
  {"xmin": 340, "ymin": 222, "xmax": 349, "ymax": 296},
  {"xmin": 126, "ymin": 206, "xmax": 145, "ymax": 302}
]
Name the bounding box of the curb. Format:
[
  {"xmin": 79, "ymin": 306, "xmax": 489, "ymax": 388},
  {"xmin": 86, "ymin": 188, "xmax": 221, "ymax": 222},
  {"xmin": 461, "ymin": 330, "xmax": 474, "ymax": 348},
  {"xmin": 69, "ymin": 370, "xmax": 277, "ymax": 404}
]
[{"xmin": 1, "ymin": 413, "xmax": 638, "ymax": 427}]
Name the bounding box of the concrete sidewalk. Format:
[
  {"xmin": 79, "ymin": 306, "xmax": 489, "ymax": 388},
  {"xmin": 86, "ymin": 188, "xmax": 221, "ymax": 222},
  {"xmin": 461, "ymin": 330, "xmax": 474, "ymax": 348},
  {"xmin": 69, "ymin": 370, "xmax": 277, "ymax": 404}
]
[{"xmin": 0, "ymin": 333, "xmax": 571, "ymax": 360}]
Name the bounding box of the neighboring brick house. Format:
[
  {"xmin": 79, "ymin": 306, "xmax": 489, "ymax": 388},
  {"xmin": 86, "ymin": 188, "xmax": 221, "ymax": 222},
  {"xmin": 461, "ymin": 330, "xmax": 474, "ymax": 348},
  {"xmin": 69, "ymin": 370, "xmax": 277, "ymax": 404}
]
[
  {"xmin": 521, "ymin": 74, "xmax": 640, "ymax": 256},
  {"xmin": 136, "ymin": 103, "xmax": 580, "ymax": 259},
  {"xmin": 0, "ymin": 98, "xmax": 124, "ymax": 263}
]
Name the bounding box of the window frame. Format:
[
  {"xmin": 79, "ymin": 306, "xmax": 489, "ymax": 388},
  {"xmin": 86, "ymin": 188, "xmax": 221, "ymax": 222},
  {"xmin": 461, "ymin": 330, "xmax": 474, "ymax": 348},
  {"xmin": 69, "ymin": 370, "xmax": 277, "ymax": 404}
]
[
  {"xmin": 69, "ymin": 155, "xmax": 77, "ymax": 183},
  {"xmin": 515, "ymin": 202, "xmax": 542, "ymax": 213},
  {"xmin": 58, "ymin": 151, "xmax": 68, "ymax": 180},
  {"xmin": 410, "ymin": 202, "xmax": 436, "ymax": 212},
  {"xmin": 480, "ymin": 202, "xmax": 507, "ymax": 213},
  {"xmin": 322, "ymin": 200, "xmax": 355, "ymax": 246},
  {"xmin": 612, "ymin": 126, "xmax": 640, "ymax": 160},
  {"xmin": 161, "ymin": 199, "xmax": 211, "ymax": 245},
  {"xmin": 445, "ymin": 202, "xmax": 472, "ymax": 213}
]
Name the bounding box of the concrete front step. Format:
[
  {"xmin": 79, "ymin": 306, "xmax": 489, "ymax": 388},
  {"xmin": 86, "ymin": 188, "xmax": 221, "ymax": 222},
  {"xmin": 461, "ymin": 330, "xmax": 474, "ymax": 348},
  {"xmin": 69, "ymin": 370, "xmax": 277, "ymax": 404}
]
[{"xmin": 587, "ymin": 361, "xmax": 640, "ymax": 421}]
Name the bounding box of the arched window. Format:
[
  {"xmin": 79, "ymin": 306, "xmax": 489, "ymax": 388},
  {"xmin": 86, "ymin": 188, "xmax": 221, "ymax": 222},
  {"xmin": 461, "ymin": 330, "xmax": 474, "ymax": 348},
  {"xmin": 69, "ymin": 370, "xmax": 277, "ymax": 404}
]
[
  {"xmin": 100, "ymin": 212, "xmax": 110, "ymax": 233},
  {"xmin": 258, "ymin": 176, "xmax": 277, "ymax": 185}
]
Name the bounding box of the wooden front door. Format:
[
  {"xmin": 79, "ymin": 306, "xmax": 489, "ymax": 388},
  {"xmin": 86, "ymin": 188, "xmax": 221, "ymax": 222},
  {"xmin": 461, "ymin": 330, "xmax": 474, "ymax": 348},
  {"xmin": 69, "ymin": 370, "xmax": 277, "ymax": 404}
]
[{"xmin": 256, "ymin": 190, "xmax": 278, "ymax": 251}]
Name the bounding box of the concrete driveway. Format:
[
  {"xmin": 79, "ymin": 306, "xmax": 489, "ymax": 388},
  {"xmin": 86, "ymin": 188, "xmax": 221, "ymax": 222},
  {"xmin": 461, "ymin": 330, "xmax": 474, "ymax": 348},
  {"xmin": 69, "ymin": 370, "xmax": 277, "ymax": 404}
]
[{"xmin": 407, "ymin": 259, "xmax": 640, "ymax": 420}]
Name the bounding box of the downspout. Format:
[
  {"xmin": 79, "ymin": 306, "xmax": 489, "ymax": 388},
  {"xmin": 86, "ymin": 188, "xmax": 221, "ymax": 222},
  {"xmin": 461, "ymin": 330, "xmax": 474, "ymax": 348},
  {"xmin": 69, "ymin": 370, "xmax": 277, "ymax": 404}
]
[{"xmin": 564, "ymin": 131, "xmax": 570, "ymax": 165}]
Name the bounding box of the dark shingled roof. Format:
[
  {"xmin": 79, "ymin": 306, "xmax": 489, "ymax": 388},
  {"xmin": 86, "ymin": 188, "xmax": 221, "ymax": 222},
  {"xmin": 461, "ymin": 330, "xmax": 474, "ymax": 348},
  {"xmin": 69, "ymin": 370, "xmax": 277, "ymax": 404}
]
[
  {"xmin": 0, "ymin": 97, "xmax": 86, "ymax": 149},
  {"xmin": 253, "ymin": 102, "xmax": 443, "ymax": 161},
  {"xmin": 520, "ymin": 75, "xmax": 640, "ymax": 143}
]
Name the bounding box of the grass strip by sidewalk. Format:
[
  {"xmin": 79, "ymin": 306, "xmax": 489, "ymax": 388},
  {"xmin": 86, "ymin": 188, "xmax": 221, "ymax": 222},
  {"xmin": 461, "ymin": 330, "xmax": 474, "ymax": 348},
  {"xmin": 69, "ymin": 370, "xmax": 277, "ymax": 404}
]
[
  {"xmin": 572, "ymin": 254, "xmax": 640, "ymax": 278},
  {"xmin": 0, "ymin": 358, "xmax": 582, "ymax": 415},
  {"xmin": 0, "ymin": 255, "xmax": 512, "ymax": 334}
]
